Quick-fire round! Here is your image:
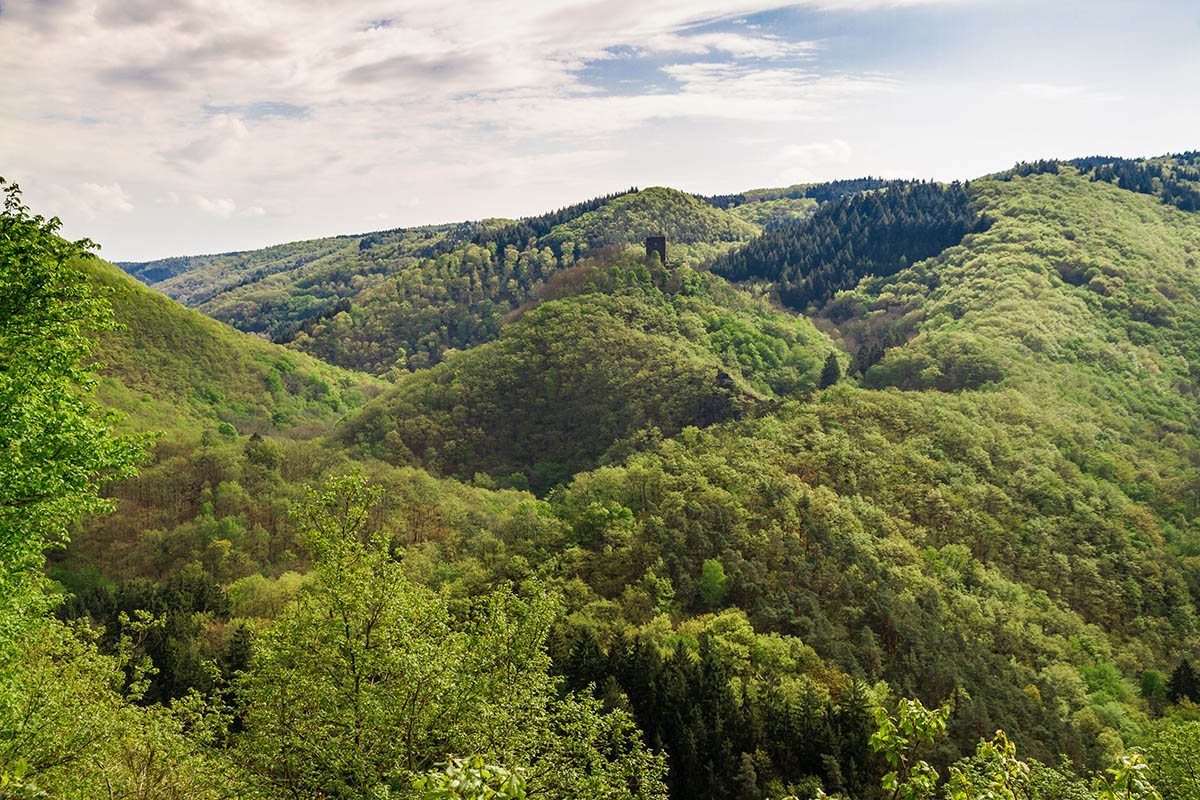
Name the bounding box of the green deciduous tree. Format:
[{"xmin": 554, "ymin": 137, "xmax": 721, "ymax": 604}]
[
  {"xmin": 699, "ymin": 558, "xmax": 729, "ymax": 608},
  {"xmin": 0, "ymin": 178, "xmax": 231, "ymax": 797},
  {"xmin": 0, "ymin": 178, "xmax": 145, "ymax": 645},
  {"xmin": 870, "ymin": 698, "xmax": 948, "ymax": 800},
  {"xmin": 237, "ymin": 472, "xmax": 666, "ymax": 799},
  {"xmin": 1145, "ymin": 720, "xmax": 1200, "ymax": 800}
]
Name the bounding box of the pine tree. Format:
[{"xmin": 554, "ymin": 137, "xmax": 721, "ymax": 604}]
[
  {"xmin": 819, "ymin": 352, "xmax": 842, "ymax": 389},
  {"xmin": 1168, "ymin": 659, "xmax": 1200, "ymax": 704}
]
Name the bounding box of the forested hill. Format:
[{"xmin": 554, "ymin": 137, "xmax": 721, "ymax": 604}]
[
  {"xmin": 112, "ymin": 183, "xmax": 833, "ymax": 375},
  {"xmin": 82, "ymin": 254, "xmax": 379, "ymax": 436},
  {"xmin": 709, "ymin": 181, "xmax": 989, "ymax": 310},
  {"xmin": 327, "ymin": 163, "xmax": 1200, "ymax": 788},
  {"xmin": 20, "ymin": 155, "xmax": 1200, "ymax": 800},
  {"xmin": 338, "ymin": 252, "xmax": 837, "ymax": 492},
  {"xmin": 536, "ymin": 186, "xmax": 758, "ymax": 262}
]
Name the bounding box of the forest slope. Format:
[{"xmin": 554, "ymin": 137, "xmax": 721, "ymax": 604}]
[
  {"xmin": 117, "ymin": 185, "xmax": 840, "ymax": 376},
  {"xmin": 338, "ymin": 253, "xmax": 837, "ymax": 492},
  {"xmin": 83, "ymin": 255, "xmax": 379, "ymax": 437},
  {"xmin": 524, "ymin": 168, "xmax": 1200, "ymax": 783},
  {"xmin": 53, "ymin": 160, "xmax": 1200, "ymax": 800}
]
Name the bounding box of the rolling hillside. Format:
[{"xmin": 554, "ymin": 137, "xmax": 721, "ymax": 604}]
[
  {"xmin": 29, "ymin": 154, "xmax": 1200, "ymax": 800},
  {"xmin": 114, "ymin": 185, "xmax": 838, "ymax": 376},
  {"xmin": 338, "ymin": 251, "xmax": 836, "ymax": 492},
  {"xmin": 82, "ymin": 255, "xmax": 379, "ymax": 437}
]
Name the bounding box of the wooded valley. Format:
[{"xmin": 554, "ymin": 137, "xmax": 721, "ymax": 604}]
[{"xmin": 6, "ymin": 152, "xmax": 1200, "ymax": 799}]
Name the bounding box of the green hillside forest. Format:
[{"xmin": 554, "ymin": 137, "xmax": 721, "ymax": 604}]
[{"xmin": 8, "ymin": 152, "xmax": 1200, "ymax": 800}]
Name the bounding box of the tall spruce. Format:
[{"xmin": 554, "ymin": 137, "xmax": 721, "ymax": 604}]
[
  {"xmin": 819, "ymin": 352, "xmax": 841, "ymax": 389},
  {"xmin": 1168, "ymin": 659, "xmax": 1200, "ymax": 705}
]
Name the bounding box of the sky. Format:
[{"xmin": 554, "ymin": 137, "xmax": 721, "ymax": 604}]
[{"xmin": 2, "ymin": 0, "xmax": 1199, "ymax": 262}]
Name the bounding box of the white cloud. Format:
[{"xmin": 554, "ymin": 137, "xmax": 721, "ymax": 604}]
[
  {"xmin": 168, "ymin": 114, "xmax": 249, "ymax": 166},
  {"xmin": 775, "ymin": 139, "xmax": 854, "ymax": 181},
  {"xmin": 57, "ymin": 182, "xmax": 135, "ymax": 220},
  {"xmin": 194, "ymin": 194, "xmax": 237, "ymax": 218},
  {"xmin": 638, "ymin": 31, "xmax": 819, "ymax": 59}
]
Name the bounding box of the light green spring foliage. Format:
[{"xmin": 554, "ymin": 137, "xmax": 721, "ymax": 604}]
[
  {"xmin": 873, "ymin": 699, "xmax": 1165, "ymax": 800},
  {"xmin": 237, "ymin": 471, "xmax": 667, "ymax": 800},
  {"xmin": 727, "ymin": 196, "xmax": 819, "ymax": 229},
  {"xmin": 870, "ymin": 699, "xmax": 949, "ymax": 800},
  {"xmin": 37, "ymin": 165, "xmax": 1200, "ymax": 796},
  {"xmin": 1094, "ymin": 754, "xmax": 1163, "ymax": 800},
  {"xmin": 82, "ymin": 252, "xmax": 380, "ymax": 438},
  {"xmin": 120, "ymin": 188, "xmax": 773, "ymax": 377},
  {"xmin": 539, "ymin": 186, "xmax": 760, "ymax": 264},
  {"xmin": 414, "ymin": 757, "xmax": 527, "ymax": 800},
  {"xmin": 0, "ymin": 178, "xmax": 243, "ymax": 797},
  {"xmin": 0, "ymin": 619, "xmax": 248, "ymax": 799},
  {"xmin": 340, "ymin": 255, "xmax": 832, "ymax": 491},
  {"xmin": 1143, "ymin": 719, "xmax": 1200, "ymax": 800},
  {"xmin": 0, "ymin": 179, "xmax": 146, "ymax": 646}
]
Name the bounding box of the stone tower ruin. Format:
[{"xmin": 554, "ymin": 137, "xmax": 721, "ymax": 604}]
[{"xmin": 645, "ymin": 235, "xmax": 667, "ymax": 265}]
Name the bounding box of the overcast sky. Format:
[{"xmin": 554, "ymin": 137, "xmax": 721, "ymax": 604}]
[{"xmin": 2, "ymin": 0, "xmax": 1199, "ymax": 261}]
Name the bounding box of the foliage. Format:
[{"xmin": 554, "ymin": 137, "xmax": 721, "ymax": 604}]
[
  {"xmin": 0, "ymin": 618, "xmax": 248, "ymax": 799},
  {"xmin": 1144, "ymin": 719, "xmax": 1200, "ymax": 800},
  {"xmin": 468, "ymin": 188, "xmax": 638, "ymax": 258},
  {"xmin": 1094, "ymin": 753, "xmax": 1163, "ymax": 800},
  {"xmin": 1167, "ymin": 661, "xmax": 1200, "ymax": 705},
  {"xmin": 236, "ymin": 472, "xmax": 667, "ymax": 799},
  {"xmin": 39, "ymin": 158, "xmax": 1200, "ymax": 800},
  {"xmin": 0, "ymin": 178, "xmax": 146, "ymax": 646},
  {"xmin": 870, "ymin": 698, "xmax": 948, "ymax": 800},
  {"xmin": 539, "ymin": 187, "xmax": 759, "ymax": 264},
  {"xmin": 711, "ymin": 181, "xmax": 989, "ymax": 310},
  {"xmin": 122, "ymin": 187, "xmax": 770, "ymax": 377},
  {"xmin": 998, "ymin": 153, "xmax": 1200, "ymax": 213},
  {"xmin": 553, "ymin": 617, "xmax": 874, "ymax": 800},
  {"xmin": 700, "ymin": 177, "xmax": 895, "ymax": 209},
  {"xmin": 339, "ymin": 255, "xmax": 833, "ymax": 491},
  {"xmin": 413, "ymin": 757, "xmax": 527, "ymax": 800},
  {"xmin": 819, "ymin": 352, "xmax": 842, "ymax": 389},
  {"xmin": 0, "ymin": 178, "xmax": 244, "ymax": 799},
  {"xmin": 727, "ymin": 196, "xmax": 819, "ymax": 230},
  {"xmin": 84, "ymin": 252, "xmax": 379, "ymax": 437}
]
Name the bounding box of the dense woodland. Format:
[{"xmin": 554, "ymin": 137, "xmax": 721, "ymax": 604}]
[
  {"xmin": 709, "ymin": 182, "xmax": 990, "ymax": 311},
  {"xmin": 7, "ymin": 156, "xmax": 1200, "ymax": 799}
]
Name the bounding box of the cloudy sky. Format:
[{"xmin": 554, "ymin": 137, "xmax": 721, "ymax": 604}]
[{"xmin": 2, "ymin": 0, "xmax": 1198, "ymax": 261}]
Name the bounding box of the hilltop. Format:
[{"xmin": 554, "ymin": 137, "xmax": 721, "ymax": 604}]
[{"xmin": 115, "ymin": 187, "xmax": 779, "ymax": 376}]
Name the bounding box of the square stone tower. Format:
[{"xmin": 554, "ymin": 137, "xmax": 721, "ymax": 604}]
[{"xmin": 645, "ymin": 235, "xmax": 667, "ymax": 265}]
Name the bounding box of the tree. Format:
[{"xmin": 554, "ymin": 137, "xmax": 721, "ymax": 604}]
[
  {"xmin": 237, "ymin": 472, "xmax": 667, "ymax": 799},
  {"xmin": 0, "ymin": 178, "xmax": 231, "ymax": 800},
  {"xmin": 819, "ymin": 352, "xmax": 842, "ymax": 389},
  {"xmin": 1145, "ymin": 720, "xmax": 1200, "ymax": 800},
  {"xmin": 0, "ymin": 178, "xmax": 144, "ymax": 645},
  {"xmin": 1168, "ymin": 659, "xmax": 1200, "ymax": 705},
  {"xmin": 1141, "ymin": 669, "xmax": 1168, "ymax": 715},
  {"xmin": 870, "ymin": 698, "xmax": 948, "ymax": 800},
  {"xmin": 699, "ymin": 558, "xmax": 729, "ymax": 608}
]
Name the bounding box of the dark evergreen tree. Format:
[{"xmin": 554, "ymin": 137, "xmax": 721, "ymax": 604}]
[
  {"xmin": 819, "ymin": 352, "xmax": 841, "ymax": 389},
  {"xmin": 1167, "ymin": 658, "xmax": 1200, "ymax": 704}
]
